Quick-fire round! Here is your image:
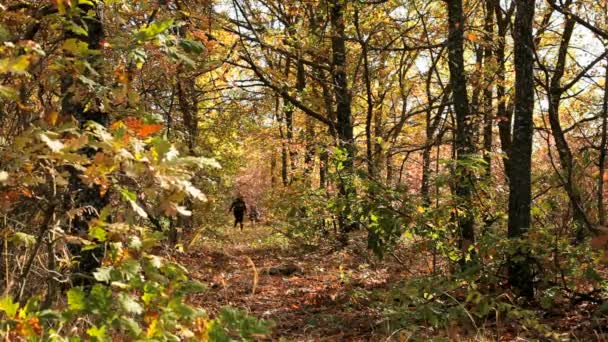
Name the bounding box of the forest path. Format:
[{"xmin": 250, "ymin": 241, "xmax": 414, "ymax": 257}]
[{"xmin": 176, "ymin": 224, "xmax": 414, "ymax": 341}]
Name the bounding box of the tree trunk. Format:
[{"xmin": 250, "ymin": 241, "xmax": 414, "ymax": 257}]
[
  {"xmin": 330, "ymin": 0, "xmax": 356, "ymax": 243},
  {"xmin": 61, "ymin": 2, "xmax": 108, "ymax": 282},
  {"xmin": 599, "ymin": 59, "xmax": 608, "ymax": 225},
  {"xmin": 508, "ymin": 0, "xmax": 535, "ymax": 298},
  {"xmin": 495, "ymin": 0, "xmax": 512, "ymax": 179},
  {"xmin": 544, "ymin": 10, "xmax": 591, "ymax": 240},
  {"xmin": 482, "ymin": 0, "xmax": 495, "ymax": 177},
  {"xmin": 355, "ymin": 9, "xmax": 375, "ymax": 178},
  {"xmin": 446, "ymin": 0, "xmax": 476, "ymax": 263},
  {"xmin": 283, "ymin": 57, "xmax": 295, "ymax": 184},
  {"xmin": 271, "ymin": 149, "xmax": 277, "ymax": 186}
]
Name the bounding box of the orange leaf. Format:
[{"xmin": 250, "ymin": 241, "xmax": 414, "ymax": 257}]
[
  {"xmin": 45, "ymin": 111, "xmax": 59, "ymax": 126},
  {"xmin": 136, "ymin": 124, "xmax": 163, "ymax": 138},
  {"xmin": 466, "ymin": 32, "xmax": 478, "ymax": 42}
]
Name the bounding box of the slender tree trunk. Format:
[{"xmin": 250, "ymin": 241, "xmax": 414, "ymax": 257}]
[
  {"xmin": 330, "ymin": 0, "xmax": 356, "ymax": 243},
  {"xmin": 61, "ymin": 2, "xmax": 108, "ymax": 282},
  {"xmin": 283, "ymin": 57, "xmax": 296, "ymax": 183},
  {"xmin": 276, "ymin": 58, "xmax": 289, "ymax": 187},
  {"xmin": 544, "ymin": 10, "xmax": 591, "ymax": 240},
  {"xmin": 471, "ymin": 46, "xmax": 484, "ymax": 146},
  {"xmin": 296, "ymin": 55, "xmax": 309, "ymax": 182},
  {"xmin": 281, "ymin": 129, "xmax": 289, "ymax": 186},
  {"xmin": 599, "ymin": 5, "xmax": 608, "ymax": 226},
  {"xmin": 446, "ymin": 0, "xmax": 476, "ymax": 263},
  {"xmin": 386, "ymin": 153, "xmax": 393, "ymax": 185},
  {"xmin": 421, "ymin": 145, "xmax": 432, "ymax": 206},
  {"xmin": 508, "ymin": 0, "xmax": 535, "ymax": 298},
  {"xmin": 320, "ymin": 146, "xmax": 328, "ymax": 189},
  {"xmin": 177, "ymin": 76, "xmax": 197, "ymax": 155},
  {"xmin": 599, "ymin": 59, "xmax": 608, "ymax": 225},
  {"xmin": 277, "ymin": 102, "xmax": 289, "ymax": 187},
  {"xmin": 355, "ymin": 9, "xmax": 375, "ymax": 177},
  {"xmin": 317, "ymin": 66, "xmax": 334, "ymax": 190},
  {"xmin": 495, "ymin": 0, "xmax": 512, "ymax": 179},
  {"xmin": 304, "ymin": 116, "xmax": 316, "ymax": 180},
  {"xmin": 482, "ymin": 0, "xmax": 495, "ymax": 177},
  {"xmin": 373, "ymin": 101, "xmax": 384, "ymax": 177},
  {"xmin": 271, "ymin": 149, "xmax": 277, "ymax": 186}
]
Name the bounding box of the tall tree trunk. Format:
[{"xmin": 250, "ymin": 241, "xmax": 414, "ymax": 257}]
[
  {"xmin": 330, "ymin": 0, "xmax": 356, "ymax": 243},
  {"xmin": 482, "ymin": 0, "xmax": 495, "ymax": 177},
  {"xmin": 177, "ymin": 76, "xmax": 197, "ymax": 155},
  {"xmin": 281, "ymin": 122, "xmax": 289, "ymax": 186},
  {"xmin": 544, "ymin": 9, "xmax": 591, "ymax": 240},
  {"xmin": 283, "ymin": 57, "xmax": 295, "ymax": 184},
  {"xmin": 446, "ymin": 0, "xmax": 476, "ymax": 263},
  {"xmin": 317, "ymin": 66, "xmax": 334, "ymax": 190},
  {"xmin": 61, "ymin": 1, "xmax": 108, "ymax": 282},
  {"xmin": 296, "ymin": 55, "xmax": 308, "ymax": 182},
  {"xmin": 599, "ymin": 5, "xmax": 608, "ymax": 226},
  {"xmin": 354, "ymin": 9, "xmax": 375, "ymax": 177},
  {"xmin": 304, "ymin": 116, "xmax": 316, "ymax": 180},
  {"xmin": 508, "ymin": 0, "xmax": 535, "ymax": 298},
  {"xmin": 373, "ymin": 100, "xmax": 384, "ymax": 178},
  {"xmin": 495, "ymin": 0, "xmax": 513, "ymax": 179},
  {"xmin": 271, "ymin": 149, "xmax": 277, "ymax": 186},
  {"xmin": 599, "ymin": 58, "xmax": 608, "ymax": 226}
]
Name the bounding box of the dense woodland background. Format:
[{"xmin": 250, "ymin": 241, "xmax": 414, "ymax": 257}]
[{"xmin": 2, "ymin": 0, "xmax": 608, "ymax": 340}]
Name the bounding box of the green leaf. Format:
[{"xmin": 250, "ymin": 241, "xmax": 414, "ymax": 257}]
[
  {"xmin": 87, "ymin": 325, "xmax": 107, "ymax": 341},
  {"xmin": 89, "ymin": 225, "xmax": 107, "ymax": 242},
  {"xmin": 93, "ymin": 266, "xmax": 113, "ymax": 283},
  {"xmin": 179, "ymin": 39, "xmax": 205, "ymax": 54},
  {"xmin": 118, "ymin": 294, "xmax": 143, "ymax": 315},
  {"xmin": 0, "ymin": 24, "xmax": 12, "ymax": 42},
  {"xmin": 89, "ymin": 284, "xmax": 112, "ymax": 312},
  {"xmin": 134, "ymin": 19, "xmax": 174, "ymax": 41},
  {"xmin": 119, "ymin": 188, "xmax": 137, "ymax": 202},
  {"xmin": 0, "ymin": 85, "xmax": 17, "ymax": 99},
  {"xmin": 129, "ymin": 236, "xmax": 142, "ymax": 250},
  {"xmin": 177, "ymin": 280, "xmax": 206, "ymax": 295},
  {"xmin": 151, "ymin": 137, "xmax": 172, "ymax": 160},
  {"xmin": 0, "ymin": 55, "xmax": 30, "ymax": 74},
  {"xmin": 62, "ymin": 39, "xmax": 93, "ymax": 56},
  {"xmin": 120, "ymin": 317, "xmax": 142, "ymax": 336},
  {"xmin": 67, "ymin": 22, "xmax": 88, "ymax": 36},
  {"xmin": 0, "ymin": 296, "xmax": 19, "ymax": 318},
  {"xmin": 147, "ymin": 255, "xmax": 163, "ymax": 268},
  {"xmin": 10, "ymin": 232, "xmax": 36, "ymax": 247},
  {"xmin": 67, "ymin": 288, "xmax": 86, "ymax": 311}
]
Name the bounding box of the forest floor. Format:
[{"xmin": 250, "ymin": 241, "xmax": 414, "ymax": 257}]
[
  {"xmin": 175, "ymin": 223, "xmax": 424, "ymax": 341},
  {"xmin": 172, "ymin": 224, "xmax": 608, "ymax": 341}
]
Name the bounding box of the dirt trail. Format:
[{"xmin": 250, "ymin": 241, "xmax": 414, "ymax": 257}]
[{"xmin": 176, "ymin": 225, "xmax": 412, "ymax": 341}]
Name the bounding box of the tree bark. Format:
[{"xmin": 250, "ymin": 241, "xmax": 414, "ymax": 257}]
[
  {"xmin": 61, "ymin": 2, "xmax": 108, "ymax": 282},
  {"xmin": 495, "ymin": 0, "xmax": 513, "ymax": 179},
  {"xmin": 446, "ymin": 0, "xmax": 476, "ymax": 263},
  {"xmin": 543, "ymin": 6, "xmax": 592, "ymax": 240},
  {"xmin": 599, "ymin": 59, "xmax": 608, "ymax": 225},
  {"xmin": 482, "ymin": 0, "xmax": 495, "ymax": 177},
  {"xmin": 330, "ymin": 0, "xmax": 356, "ymax": 243},
  {"xmin": 354, "ymin": 9, "xmax": 375, "ymax": 177},
  {"xmin": 508, "ymin": 0, "xmax": 535, "ymax": 298}
]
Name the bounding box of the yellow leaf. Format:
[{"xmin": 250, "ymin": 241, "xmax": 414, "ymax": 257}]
[{"xmin": 46, "ymin": 111, "xmax": 59, "ymax": 126}]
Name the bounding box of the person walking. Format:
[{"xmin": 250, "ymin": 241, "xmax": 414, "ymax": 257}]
[{"xmin": 229, "ymin": 195, "xmax": 247, "ymax": 230}]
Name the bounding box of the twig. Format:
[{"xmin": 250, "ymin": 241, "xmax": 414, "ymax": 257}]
[{"xmin": 17, "ymin": 203, "xmax": 56, "ymax": 303}]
